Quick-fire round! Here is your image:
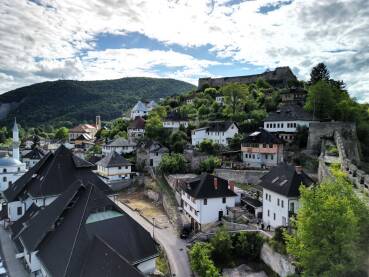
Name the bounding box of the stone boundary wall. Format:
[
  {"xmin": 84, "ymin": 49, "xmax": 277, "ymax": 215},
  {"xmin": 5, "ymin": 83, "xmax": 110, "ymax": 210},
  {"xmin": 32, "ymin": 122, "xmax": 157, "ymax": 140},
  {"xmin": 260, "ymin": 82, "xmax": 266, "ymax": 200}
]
[{"xmin": 335, "ymin": 132, "xmax": 369, "ymax": 190}]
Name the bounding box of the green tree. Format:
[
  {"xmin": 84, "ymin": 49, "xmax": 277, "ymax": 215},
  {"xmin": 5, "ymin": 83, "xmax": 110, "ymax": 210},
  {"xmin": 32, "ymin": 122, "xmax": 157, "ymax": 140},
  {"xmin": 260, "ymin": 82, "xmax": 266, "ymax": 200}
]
[
  {"xmin": 304, "ymin": 80, "xmax": 339, "ymax": 120},
  {"xmin": 199, "ymin": 139, "xmax": 219, "ymax": 155},
  {"xmin": 54, "ymin": 127, "xmax": 69, "ymax": 141},
  {"xmin": 233, "ymin": 232, "xmax": 264, "ymax": 260},
  {"xmin": 210, "ymin": 228, "xmax": 233, "ymax": 266},
  {"xmin": 169, "ymin": 130, "xmax": 188, "ymax": 153},
  {"xmin": 159, "ymin": 153, "xmax": 187, "ymax": 174},
  {"xmin": 285, "ymin": 177, "xmax": 369, "ymax": 276},
  {"xmin": 222, "ymin": 83, "xmax": 248, "ymax": 118},
  {"xmin": 310, "ymin": 63, "xmax": 330, "ymax": 85},
  {"xmin": 199, "ymin": 156, "xmax": 221, "ymax": 173},
  {"xmin": 189, "ymin": 242, "xmax": 220, "ymax": 277}
]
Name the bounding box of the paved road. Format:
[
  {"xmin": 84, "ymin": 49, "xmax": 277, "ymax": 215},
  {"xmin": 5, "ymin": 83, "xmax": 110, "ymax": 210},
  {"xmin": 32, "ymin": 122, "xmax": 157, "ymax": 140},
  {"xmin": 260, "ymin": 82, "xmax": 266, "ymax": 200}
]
[
  {"xmin": 117, "ymin": 202, "xmax": 192, "ymax": 277},
  {"xmin": 0, "ymin": 226, "xmax": 29, "ymax": 277}
]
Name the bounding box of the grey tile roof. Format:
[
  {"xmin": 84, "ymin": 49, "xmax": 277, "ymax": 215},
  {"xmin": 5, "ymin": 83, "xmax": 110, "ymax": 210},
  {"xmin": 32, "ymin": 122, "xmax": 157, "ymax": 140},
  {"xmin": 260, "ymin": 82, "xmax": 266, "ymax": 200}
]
[
  {"xmin": 259, "ymin": 163, "xmax": 314, "ymax": 197},
  {"xmin": 184, "ymin": 173, "xmax": 237, "ymax": 199},
  {"xmin": 96, "ymin": 152, "xmax": 132, "ymax": 168},
  {"xmin": 18, "ymin": 181, "xmax": 157, "ymax": 277},
  {"xmin": 22, "ymin": 147, "xmax": 47, "ymax": 160},
  {"xmin": 107, "ymin": 138, "xmax": 136, "ymax": 147},
  {"xmin": 264, "ymin": 104, "xmax": 315, "ymax": 122},
  {"xmin": 242, "ymin": 128, "xmax": 284, "ymax": 145},
  {"xmin": 3, "ymin": 145, "xmax": 113, "ymax": 202}
]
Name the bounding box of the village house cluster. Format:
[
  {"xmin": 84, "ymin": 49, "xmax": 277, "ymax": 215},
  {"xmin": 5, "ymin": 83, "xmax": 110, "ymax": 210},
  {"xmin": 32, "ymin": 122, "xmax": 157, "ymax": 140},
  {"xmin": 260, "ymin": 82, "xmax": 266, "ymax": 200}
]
[{"xmin": 0, "ymin": 66, "xmax": 367, "ymax": 276}]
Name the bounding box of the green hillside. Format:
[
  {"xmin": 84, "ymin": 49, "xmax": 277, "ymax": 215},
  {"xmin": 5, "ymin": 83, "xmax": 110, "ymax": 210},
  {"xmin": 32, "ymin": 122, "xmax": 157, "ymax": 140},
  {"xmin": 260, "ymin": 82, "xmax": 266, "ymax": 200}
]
[{"xmin": 0, "ymin": 77, "xmax": 195, "ymax": 128}]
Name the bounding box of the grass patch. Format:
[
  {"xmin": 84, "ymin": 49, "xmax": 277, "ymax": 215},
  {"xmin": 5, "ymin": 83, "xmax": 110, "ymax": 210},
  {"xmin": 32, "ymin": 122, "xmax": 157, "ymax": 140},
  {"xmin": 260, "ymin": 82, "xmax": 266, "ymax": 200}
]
[{"xmin": 156, "ymin": 247, "xmax": 171, "ymax": 276}]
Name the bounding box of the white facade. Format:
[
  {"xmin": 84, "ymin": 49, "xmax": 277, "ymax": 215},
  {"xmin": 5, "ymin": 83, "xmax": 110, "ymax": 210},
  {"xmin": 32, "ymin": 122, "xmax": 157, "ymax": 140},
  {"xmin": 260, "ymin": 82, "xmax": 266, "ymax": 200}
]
[
  {"xmin": 264, "ymin": 120, "xmax": 312, "ymax": 133},
  {"xmin": 130, "ymin": 101, "xmax": 149, "ymax": 119},
  {"xmin": 242, "ymin": 152, "xmax": 279, "ymax": 168},
  {"xmin": 0, "ymin": 162, "xmax": 27, "ymax": 191},
  {"xmin": 181, "ymin": 191, "xmax": 236, "ymax": 226},
  {"xmin": 127, "ymin": 128, "xmax": 145, "ymax": 140},
  {"xmin": 262, "ymin": 188, "xmax": 299, "ymax": 228},
  {"xmin": 102, "ymin": 144, "xmax": 136, "ymax": 156},
  {"xmin": 215, "ymin": 96, "xmax": 224, "ymax": 104},
  {"xmin": 163, "ymin": 120, "xmax": 189, "ymax": 129},
  {"xmin": 97, "ymin": 164, "xmax": 132, "ymax": 182},
  {"xmin": 191, "ymin": 123, "xmax": 238, "ymax": 146}
]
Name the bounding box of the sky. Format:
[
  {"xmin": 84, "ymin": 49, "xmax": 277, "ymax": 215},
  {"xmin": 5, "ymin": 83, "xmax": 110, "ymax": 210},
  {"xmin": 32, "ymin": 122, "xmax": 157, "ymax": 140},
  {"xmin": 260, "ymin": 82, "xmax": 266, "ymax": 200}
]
[{"xmin": 0, "ymin": 0, "xmax": 368, "ymax": 102}]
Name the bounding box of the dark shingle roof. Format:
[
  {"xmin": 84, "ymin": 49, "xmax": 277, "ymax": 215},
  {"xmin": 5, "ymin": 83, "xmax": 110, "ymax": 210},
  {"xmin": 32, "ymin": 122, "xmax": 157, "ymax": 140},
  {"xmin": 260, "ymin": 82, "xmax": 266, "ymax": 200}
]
[
  {"xmin": 10, "ymin": 203, "xmax": 40, "ymax": 239},
  {"xmin": 165, "ymin": 111, "xmax": 188, "ymax": 121},
  {"xmin": 207, "ymin": 121, "xmax": 236, "ymax": 132},
  {"xmin": 128, "ymin": 117, "xmax": 145, "ymax": 129},
  {"xmin": 80, "ymin": 237, "xmax": 144, "ymax": 277},
  {"xmin": 23, "ymin": 147, "xmax": 47, "ymax": 160},
  {"xmin": 184, "ymin": 173, "xmax": 237, "ymax": 199},
  {"xmin": 96, "ymin": 152, "xmax": 132, "ymax": 168},
  {"xmin": 107, "ymin": 138, "xmax": 136, "ymax": 147},
  {"xmin": 265, "ymin": 104, "xmax": 315, "ymax": 122},
  {"xmin": 259, "ymin": 163, "xmax": 314, "ymax": 197},
  {"xmin": 3, "ymin": 145, "xmax": 113, "ymax": 202},
  {"xmin": 242, "ymin": 128, "xmax": 284, "ymax": 145},
  {"xmin": 18, "ymin": 181, "xmax": 157, "ymax": 277}
]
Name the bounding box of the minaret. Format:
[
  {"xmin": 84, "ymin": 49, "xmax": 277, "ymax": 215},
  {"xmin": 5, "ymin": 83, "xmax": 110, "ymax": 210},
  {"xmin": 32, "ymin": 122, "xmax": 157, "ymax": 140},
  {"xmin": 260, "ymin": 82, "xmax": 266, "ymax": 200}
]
[{"xmin": 12, "ymin": 118, "xmax": 20, "ymax": 161}]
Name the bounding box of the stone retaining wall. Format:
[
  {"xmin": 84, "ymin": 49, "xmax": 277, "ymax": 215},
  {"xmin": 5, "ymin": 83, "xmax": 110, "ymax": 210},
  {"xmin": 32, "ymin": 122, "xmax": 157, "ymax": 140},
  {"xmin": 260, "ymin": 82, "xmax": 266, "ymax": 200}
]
[
  {"xmin": 214, "ymin": 168, "xmax": 267, "ymax": 185},
  {"xmin": 260, "ymin": 243, "xmax": 296, "ymax": 277}
]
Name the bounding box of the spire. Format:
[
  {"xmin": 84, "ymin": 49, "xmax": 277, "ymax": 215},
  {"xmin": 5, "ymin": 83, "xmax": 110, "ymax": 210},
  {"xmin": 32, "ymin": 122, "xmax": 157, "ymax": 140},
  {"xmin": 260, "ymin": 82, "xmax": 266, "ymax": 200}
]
[{"xmin": 12, "ymin": 117, "xmax": 20, "ymax": 161}]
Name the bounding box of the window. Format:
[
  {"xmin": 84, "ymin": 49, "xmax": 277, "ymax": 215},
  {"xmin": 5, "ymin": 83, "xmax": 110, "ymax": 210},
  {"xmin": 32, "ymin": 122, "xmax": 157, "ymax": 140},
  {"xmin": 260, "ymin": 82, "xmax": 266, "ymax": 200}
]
[
  {"xmin": 269, "ymin": 195, "xmax": 271, "ymax": 201},
  {"xmin": 2, "ymin": 168, "xmax": 6, "ymax": 173},
  {"xmin": 269, "ymin": 144, "xmax": 273, "ymax": 148},
  {"xmin": 273, "ymin": 213, "xmax": 276, "ymax": 220},
  {"xmin": 8, "ymin": 181, "xmax": 12, "ymax": 185},
  {"xmin": 277, "ymin": 199, "xmax": 280, "ymax": 206},
  {"xmin": 265, "ymin": 193, "xmax": 268, "ymax": 200},
  {"xmin": 281, "ymin": 123, "xmax": 284, "ymax": 128},
  {"xmin": 263, "ymin": 144, "xmax": 266, "ymax": 148},
  {"xmin": 204, "ymin": 198, "xmax": 207, "ymax": 205},
  {"xmin": 281, "ymin": 200, "xmax": 284, "ymax": 208},
  {"xmin": 271, "ymin": 155, "xmax": 274, "ymax": 160},
  {"xmin": 3, "ymin": 177, "xmax": 6, "ymax": 182},
  {"xmin": 17, "ymin": 207, "xmax": 22, "ymax": 215},
  {"xmin": 222, "ymin": 197, "xmax": 226, "ymax": 203},
  {"xmin": 267, "ymin": 210, "xmax": 270, "ymax": 216},
  {"xmin": 118, "ymin": 166, "xmax": 122, "ymax": 170}
]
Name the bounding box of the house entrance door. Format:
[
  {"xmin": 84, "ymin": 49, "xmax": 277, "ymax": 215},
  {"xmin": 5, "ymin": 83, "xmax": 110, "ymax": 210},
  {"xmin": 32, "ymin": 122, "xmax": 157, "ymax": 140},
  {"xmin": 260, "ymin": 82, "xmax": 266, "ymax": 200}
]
[{"xmin": 218, "ymin": 210, "xmax": 223, "ymax": 221}]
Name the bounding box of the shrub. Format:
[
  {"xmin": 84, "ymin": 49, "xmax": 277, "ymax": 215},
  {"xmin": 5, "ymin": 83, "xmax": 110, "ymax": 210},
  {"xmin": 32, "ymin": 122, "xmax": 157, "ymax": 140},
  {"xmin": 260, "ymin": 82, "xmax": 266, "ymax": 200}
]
[
  {"xmin": 159, "ymin": 153, "xmax": 187, "ymax": 174},
  {"xmin": 233, "ymin": 232, "xmax": 264, "ymax": 260},
  {"xmin": 199, "ymin": 156, "xmax": 221, "ymax": 173},
  {"xmin": 189, "ymin": 242, "xmax": 220, "ymax": 277}
]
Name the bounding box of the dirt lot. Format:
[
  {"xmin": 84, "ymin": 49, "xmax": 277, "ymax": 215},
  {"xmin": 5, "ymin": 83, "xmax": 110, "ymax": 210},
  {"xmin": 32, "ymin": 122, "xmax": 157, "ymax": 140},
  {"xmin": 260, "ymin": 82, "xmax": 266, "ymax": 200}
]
[{"xmin": 118, "ymin": 190, "xmax": 170, "ymax": 228}]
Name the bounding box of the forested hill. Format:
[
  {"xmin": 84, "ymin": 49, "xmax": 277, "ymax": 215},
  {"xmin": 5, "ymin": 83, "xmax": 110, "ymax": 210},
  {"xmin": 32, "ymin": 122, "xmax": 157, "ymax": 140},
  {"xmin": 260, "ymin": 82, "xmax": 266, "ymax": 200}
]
[{"xmin": 0, "ymin": 77, "xmax": 195, "ymax": 128}]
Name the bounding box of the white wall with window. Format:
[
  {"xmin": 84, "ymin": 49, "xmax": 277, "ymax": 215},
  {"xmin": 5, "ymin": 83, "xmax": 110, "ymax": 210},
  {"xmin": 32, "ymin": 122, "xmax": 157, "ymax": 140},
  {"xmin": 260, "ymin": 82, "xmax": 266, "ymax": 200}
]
[
  {"xmin": 262, "ymin": 188, "xmax": 299, "ymax": 228},
  {"xmin": 0, "ymin": 162, "xmax": 27, "ymax": 192},
  {"xmin": 264, "ymin": 120, "xmax": 312, "ymax": 133}
]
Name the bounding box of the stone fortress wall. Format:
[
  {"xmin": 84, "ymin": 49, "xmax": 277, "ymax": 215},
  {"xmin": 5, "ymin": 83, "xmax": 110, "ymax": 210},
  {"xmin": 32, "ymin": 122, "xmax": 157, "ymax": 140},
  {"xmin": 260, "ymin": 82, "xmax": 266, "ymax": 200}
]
[
  {"xmin": 309, "ymin": 122, "xmax": 369, "ymax": 190},
  {"xmin": 198, "ymin": 66, "xmax": 298, "ymax": 90}
]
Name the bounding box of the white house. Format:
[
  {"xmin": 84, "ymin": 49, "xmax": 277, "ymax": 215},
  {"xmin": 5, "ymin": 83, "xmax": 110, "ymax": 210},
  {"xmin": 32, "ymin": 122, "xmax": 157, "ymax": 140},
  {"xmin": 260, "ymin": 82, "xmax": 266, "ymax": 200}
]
[
  {"xmin": 191, "ymin": 121, "xmax": 238, "ymax": 146},
  {"xmin": 136, "ymin": 141, "xmax": 169, "ymax": 168},
  {"xmin": 127, "ymin": 116, "xmax": 145, "ymax": 141},
  {"xmin": 181, "ymin": 173, "xmax": 237, "ymax": 231},
  {"xmin": 259, "ymin": 163, "xmax": 314, "ymax": 228},
  {"xmin": 3, "ymin": 145, "xmax": 115, "ymax": 222},
  {"xmin": 102, "ymin": 137, "xmax": 136, "ymax": 156},
  {"xmin": 263, "ymin": 104, "xmax": 317, "ymax": 143},
  {"xmin": 163, "ymin": 112, "xmax": 189, "ymax": 129},
  {"xmin": 22, "ymin": 147, "xmax": 47, "ymax": 169},
  {"xmin": 0, "ymin": 119, "xmax": 27, "ymax": 192},
  {"xmin": 11, "ymin": 181, "xmax": 158, "ymax": 277},
  {"xmin": 96, "ymin": 151, "xmax": 133, "ymax": 183},
  {"xmin": 130, "ymin": 101, "xmax": 149, "ymax": 119},
  {"xmin": 241, "ymin": 128, "xmax": 284, "ymax": 168}
]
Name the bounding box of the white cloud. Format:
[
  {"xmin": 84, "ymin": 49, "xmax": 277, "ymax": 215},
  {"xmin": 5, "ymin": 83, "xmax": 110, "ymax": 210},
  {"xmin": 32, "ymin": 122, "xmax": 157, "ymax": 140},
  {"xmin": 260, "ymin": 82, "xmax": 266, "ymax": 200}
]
[{"xmin": 0, "ymin": 0, "xmax": 368, "ymax": 102}]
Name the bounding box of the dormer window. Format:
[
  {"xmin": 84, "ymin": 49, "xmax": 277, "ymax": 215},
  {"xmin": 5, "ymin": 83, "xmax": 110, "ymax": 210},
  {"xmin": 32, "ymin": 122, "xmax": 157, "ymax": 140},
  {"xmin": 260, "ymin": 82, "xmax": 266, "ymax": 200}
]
[{"xmin": 2, "ymin": 168, "xmax": 6, "ymax": 173}]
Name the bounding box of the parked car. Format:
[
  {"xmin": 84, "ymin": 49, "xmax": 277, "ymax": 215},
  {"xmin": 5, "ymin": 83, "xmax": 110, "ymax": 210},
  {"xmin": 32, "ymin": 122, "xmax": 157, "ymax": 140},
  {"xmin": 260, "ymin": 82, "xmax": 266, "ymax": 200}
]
[{"xmin": 180, "ymin": 225, "xmax": 191, "ymax": 239}]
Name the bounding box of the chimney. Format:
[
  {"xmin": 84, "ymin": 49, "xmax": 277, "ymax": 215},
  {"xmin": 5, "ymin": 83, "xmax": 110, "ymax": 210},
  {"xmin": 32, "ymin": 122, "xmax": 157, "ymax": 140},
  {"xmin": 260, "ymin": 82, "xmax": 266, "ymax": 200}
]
[
  {"xmin": 96, "ymin": 115, "xmax": 101, "ymax": 130},
  {"xmin": 295, "ymin": 165, "xmax": 303, "ymax": 174},
  {"xmin": 228, "ymin": 180, "xmax": 235, "ymax": 191},
  {"xmin": 213, "ymin": 177, "xmax": 218, "ymax": 190}
]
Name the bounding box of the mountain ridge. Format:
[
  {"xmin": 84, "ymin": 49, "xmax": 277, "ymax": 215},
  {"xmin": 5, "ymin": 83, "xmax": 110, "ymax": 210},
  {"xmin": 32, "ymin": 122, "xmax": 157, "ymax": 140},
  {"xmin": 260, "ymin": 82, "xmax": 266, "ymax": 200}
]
[{"xmin": 0, "ymin": 77, "xmax": 195, "ymax": 128}]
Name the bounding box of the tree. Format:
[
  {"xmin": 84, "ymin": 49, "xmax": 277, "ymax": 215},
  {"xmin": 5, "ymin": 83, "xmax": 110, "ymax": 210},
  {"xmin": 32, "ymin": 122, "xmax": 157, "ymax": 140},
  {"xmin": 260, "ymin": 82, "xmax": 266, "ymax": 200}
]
[
  {"xmin": 285, "ymin": 177, "xmax": 369, "ymax": 276},
  {"xmin": 169, "ymin": 130, "xmax": 188, "ymax": 153},
  {"xmin": 310, "ymin": 63, "xmax": 330, "ymax": 85},
  {"xmin": 294, "ymin": 126, "xmax": 309, "ymax": 148},
  {"xmin": 189, "ymin": 242, "xmax": 220, "ymax": 277},
  {"xmin": 199, "ymin": 139, "xmax": 219, "ymax": 155},
  {"xmin": 210, "ymin": 228, "xmax": 233, "ymax": 266},
  {"xmin": 199, "ymin": 156, "xmax": 221, "ymax": 173},
  {"xmin": 159, "ymin": 153, "xmax": 187, "ymax": 174},
  {"xmin": 233, "ymin": 232, "xmax": 264, "ymax": 260},
  {"xmin": 304, "ymin": 80, "xmax": 339, "ymax": 120},
  {"xmin": 54, "ymin": 127, "xmax": 69, "ymax": 141},
  {"xmin": 222, "ymin": 83, "xmax": 248, "ymax": 118}
]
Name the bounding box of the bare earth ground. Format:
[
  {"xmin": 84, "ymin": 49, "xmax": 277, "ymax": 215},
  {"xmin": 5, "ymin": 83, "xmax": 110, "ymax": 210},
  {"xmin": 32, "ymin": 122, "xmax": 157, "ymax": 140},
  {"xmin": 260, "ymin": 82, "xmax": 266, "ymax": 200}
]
[{"xmin": 118, "ymin": 190, "xmax": 170, "ymax": 229}]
